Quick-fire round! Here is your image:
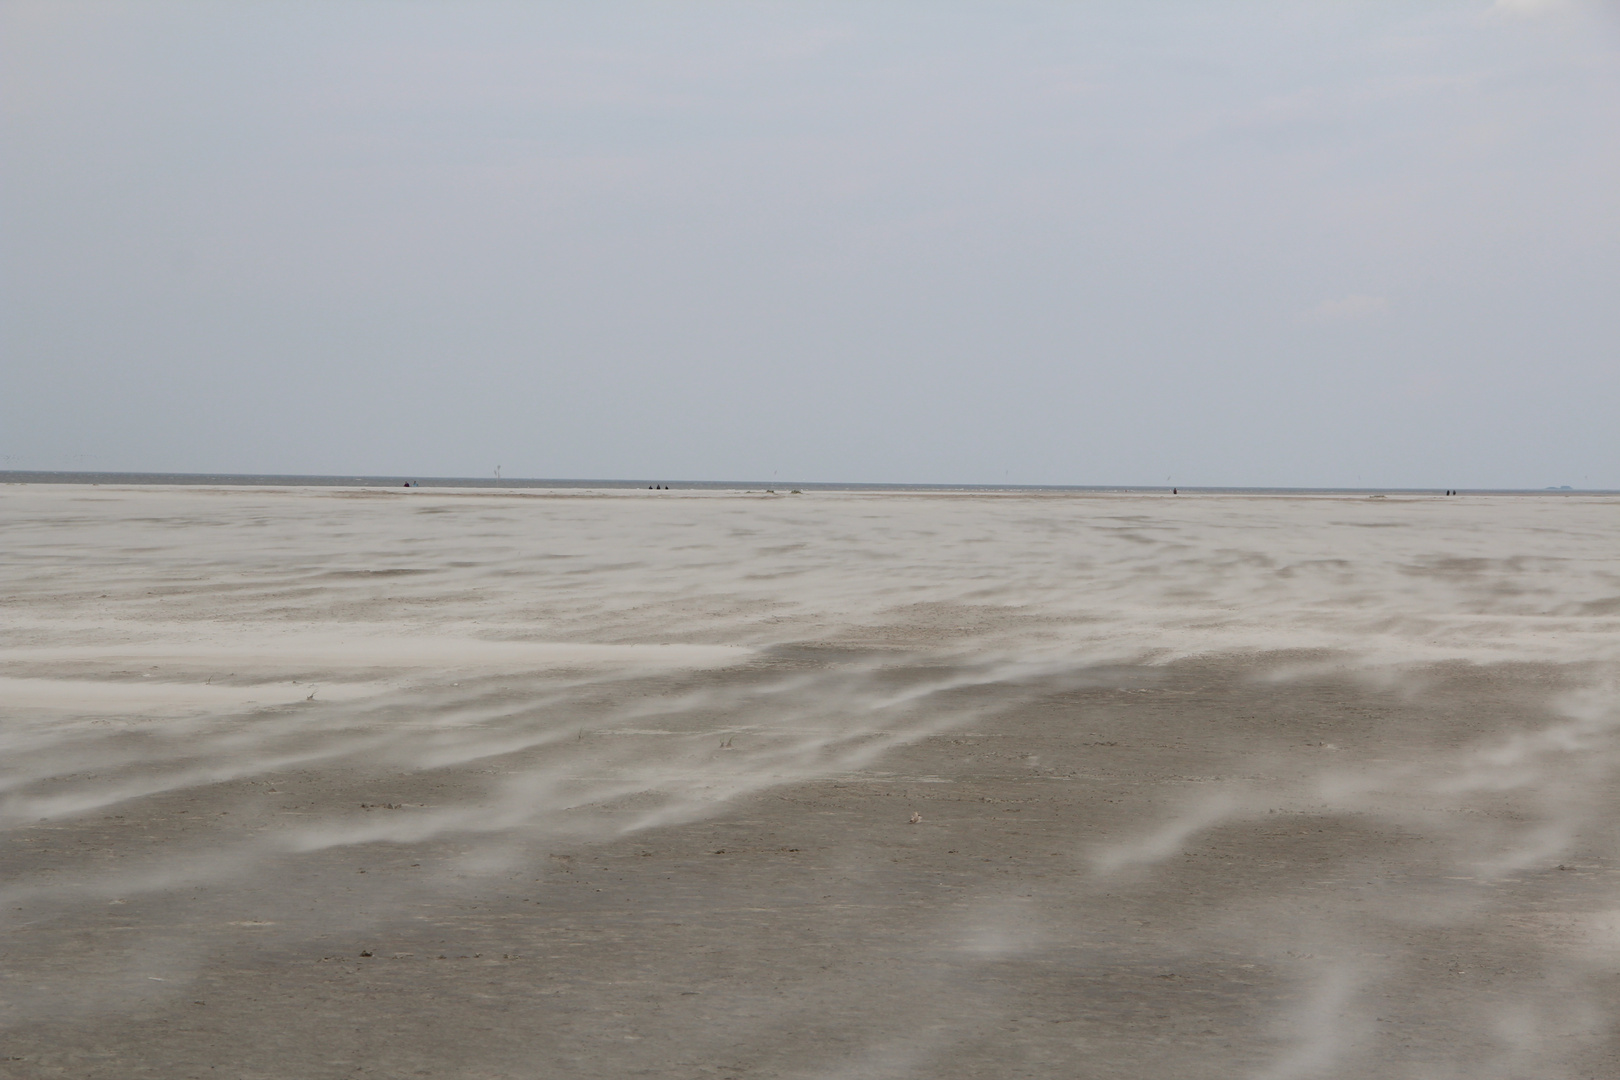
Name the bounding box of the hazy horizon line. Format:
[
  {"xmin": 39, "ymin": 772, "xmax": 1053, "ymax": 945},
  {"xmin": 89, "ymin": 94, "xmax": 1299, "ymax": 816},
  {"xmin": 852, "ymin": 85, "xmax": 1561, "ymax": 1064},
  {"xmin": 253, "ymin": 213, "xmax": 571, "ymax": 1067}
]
[{"xmin": 1, "ymin": 470, "xmax": 1612, "ymax": 497}]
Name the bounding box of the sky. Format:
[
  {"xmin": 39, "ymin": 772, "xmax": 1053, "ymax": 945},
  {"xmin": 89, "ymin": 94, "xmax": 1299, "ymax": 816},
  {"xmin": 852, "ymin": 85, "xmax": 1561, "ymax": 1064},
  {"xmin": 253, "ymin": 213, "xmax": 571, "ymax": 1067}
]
[{"xmin": 3, "ymin": 1, "xmax": 1619, "ymax": 487}]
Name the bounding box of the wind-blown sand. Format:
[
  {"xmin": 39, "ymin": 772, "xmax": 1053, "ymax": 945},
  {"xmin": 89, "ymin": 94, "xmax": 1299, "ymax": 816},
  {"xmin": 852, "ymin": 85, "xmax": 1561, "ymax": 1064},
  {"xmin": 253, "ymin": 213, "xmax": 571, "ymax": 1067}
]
[{"xmin": 3, "ymin": 484, "xmax": 1619, "ymax": 1078}]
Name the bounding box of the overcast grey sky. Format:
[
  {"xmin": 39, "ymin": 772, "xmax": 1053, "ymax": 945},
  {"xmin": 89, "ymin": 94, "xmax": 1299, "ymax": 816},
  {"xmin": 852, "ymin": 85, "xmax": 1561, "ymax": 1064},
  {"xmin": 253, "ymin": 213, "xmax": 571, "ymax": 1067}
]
[{"xmin": 3, "ymin": 1, "xmax": 1618, "ymax": 486}]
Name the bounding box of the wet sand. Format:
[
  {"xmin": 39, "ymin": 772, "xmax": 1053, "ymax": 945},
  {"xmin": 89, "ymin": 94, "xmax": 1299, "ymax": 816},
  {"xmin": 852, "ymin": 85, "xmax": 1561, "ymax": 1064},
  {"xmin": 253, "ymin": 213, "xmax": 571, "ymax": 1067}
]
[{"xmin": 3, "ymin": 485, "xmax": 1619, "ymax": 1078}]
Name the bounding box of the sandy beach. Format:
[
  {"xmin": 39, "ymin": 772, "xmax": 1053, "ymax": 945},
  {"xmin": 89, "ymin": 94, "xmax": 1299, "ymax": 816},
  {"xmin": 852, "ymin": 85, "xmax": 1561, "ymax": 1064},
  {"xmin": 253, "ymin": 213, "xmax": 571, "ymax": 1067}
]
[{"xmin": 4, "ymin": 484, "xmax": 1620, "ymax": 1079}]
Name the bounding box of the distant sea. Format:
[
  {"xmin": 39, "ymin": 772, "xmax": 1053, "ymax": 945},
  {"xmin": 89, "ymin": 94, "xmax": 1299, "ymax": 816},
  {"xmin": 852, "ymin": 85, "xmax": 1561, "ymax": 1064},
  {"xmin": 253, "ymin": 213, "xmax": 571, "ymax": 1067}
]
[{"xmin": 0, "ymin": 471, "xmax": 1610, "ymax": 496}]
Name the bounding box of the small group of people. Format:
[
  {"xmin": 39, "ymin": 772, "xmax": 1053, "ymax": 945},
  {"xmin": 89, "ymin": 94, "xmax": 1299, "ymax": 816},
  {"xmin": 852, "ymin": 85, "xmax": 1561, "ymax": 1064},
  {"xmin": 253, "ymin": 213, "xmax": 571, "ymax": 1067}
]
[{"xmin": 648, "ymin": 484, "xmax": 669, "ymax": 490}]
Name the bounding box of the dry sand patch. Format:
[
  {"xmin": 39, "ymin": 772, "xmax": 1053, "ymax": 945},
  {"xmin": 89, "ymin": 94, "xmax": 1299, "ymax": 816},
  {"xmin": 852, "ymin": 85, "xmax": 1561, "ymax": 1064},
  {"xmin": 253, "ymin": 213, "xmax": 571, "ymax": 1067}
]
[{"xmin": 3, "ymin": 485, "xmax": 1619, "ymax": 1078}]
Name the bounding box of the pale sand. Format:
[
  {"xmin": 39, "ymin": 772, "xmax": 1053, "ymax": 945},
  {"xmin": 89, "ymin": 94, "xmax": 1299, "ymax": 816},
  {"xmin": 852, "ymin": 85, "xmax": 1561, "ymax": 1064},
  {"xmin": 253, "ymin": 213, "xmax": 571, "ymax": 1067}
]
[{"xmin": 3, "ymin": 484, "xmax": 1619, "ymax": 1078}]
